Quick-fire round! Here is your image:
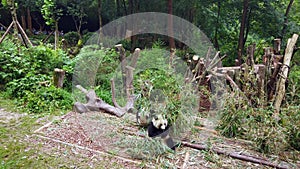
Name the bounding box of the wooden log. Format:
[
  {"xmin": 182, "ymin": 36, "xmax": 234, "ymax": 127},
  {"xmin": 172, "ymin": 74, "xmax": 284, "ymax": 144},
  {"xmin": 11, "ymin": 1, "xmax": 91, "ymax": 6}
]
[
  {"xmin": 274, "ymin": 34, "xmax": 298, "ymax": 115},
  {"xmin": 274, "ymin": 39, "xmax": 281, "ymax": 54},
  {"xmin": 267, "ymin": 55, "xmax": 282, "ymax": 102},
  {"xmin": 246, "ymin": 44, "xmax": 256, "ymax": 68},
  {"xmin": 216, "ymin": 64, "xmax": 264, "ymax": 71},
  {"xmin": 257, "ymin": 65, "xmax": 266, "ymax": 105},
  {"xmin": 115, "ymin": 44, "xmax": 127, "ymax": 93},
  {"xmin": 73, "ymin": 48, "xmax": 141, "ymax": 117},
  {"xmin": 130, "ymin": 48, "xmax": 140, "ymax": 68},
  {"xmin": 73, "ymin": 86, "xmax": 127, "ymax": 117},
  {"xmin": 0, "ymin": 22, "xmax": 14, "ymax": 44},
  {"xmin": 16, "ymin": 20, "xmax": 33, "ymax": 47},
  {"xmin": 169, "ymin": 48, "xmax": 176, "ymax": 68},
  {"xmin": 264, "ymin": 47, "xmax": 273, "ymax": 65},
  {"xmin": 53, "ymin": 68, "xmax": 65, "ymax": 88}
]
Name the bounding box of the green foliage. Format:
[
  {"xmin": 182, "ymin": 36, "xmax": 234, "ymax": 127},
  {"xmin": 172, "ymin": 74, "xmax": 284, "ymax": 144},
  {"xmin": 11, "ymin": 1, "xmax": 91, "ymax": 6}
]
[
  {"xmin": 0, "ymin": 40, "xmax": 68, "ymax": 85},
  {"xmin": 95, "ymin": 86, "xmax": 112, "ymax": 105},
  {"xmin": 63, "ymin": 31, "xmax": 80, "ymax": 47},
  {"xmin": 5, "ymin": 74, "xmax": 50, "ymax": 98},
  {"xmin": 22, "ymin": 86, "xmax": 73, "ymax": 113},
  {"xmin": 69, "ymin": 45, "xmax": 119, "ymax": 102},
  {"xmin": 117, "ymin": 135, "xmax": 173, "ymax": 160},
  {"xmin": 134, "ymin": 68, "xmax": 181, "ymax": 119},
  {"xmin": 41, "ymin": 0, "xmax": 63, "ymax": 26},
  {"xmin": 0, "ymin": 40, "xmax": 25, "ymax": 84},
  {"xmin": 218, "ymin": 89, "xmax": 300, "ymax": 153},
  {"xmin": 282, "ymin": 106, "xmax": 300, "ymax": 151},
  {"xmin": 0, "ymin": 40, "xmax": 73, "ymax": 113},
  {"xmin": 1, "ymin": 0, "xmax": 8, "ymax": 6},
  {"xmin": 286, "ymin": 65, "xmax": 300, "ymax": 106},
  {"xmin": 81, "ymin": 31, "xmax": 94, "ymax": 44},
  {"xmin": 217, "ymin": 91, "xmax": 247, "ymax": 138},
  {"xmin": 4, "ymin": 75, "xmax": 72, "ymax": 114}
]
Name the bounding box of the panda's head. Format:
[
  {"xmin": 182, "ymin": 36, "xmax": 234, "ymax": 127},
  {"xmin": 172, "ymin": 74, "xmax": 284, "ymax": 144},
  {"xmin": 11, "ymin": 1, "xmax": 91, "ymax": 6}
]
[{"xmin": 152, "ymin": 114, "xmax": 168, "ymax": 130}]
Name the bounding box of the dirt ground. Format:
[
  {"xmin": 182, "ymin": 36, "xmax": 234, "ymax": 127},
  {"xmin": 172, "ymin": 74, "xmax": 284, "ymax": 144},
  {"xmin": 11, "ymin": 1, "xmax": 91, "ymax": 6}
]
[{"xmin": 28, "ymin": 111, "xmax": 299, "ymax": 169}]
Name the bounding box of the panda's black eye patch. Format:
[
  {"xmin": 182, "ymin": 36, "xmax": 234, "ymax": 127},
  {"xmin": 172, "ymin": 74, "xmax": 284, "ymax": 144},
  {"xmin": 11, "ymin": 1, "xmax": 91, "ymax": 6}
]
[{"xmin": 154, "ymin": 117, "xmax": 158, "ymax": 120}]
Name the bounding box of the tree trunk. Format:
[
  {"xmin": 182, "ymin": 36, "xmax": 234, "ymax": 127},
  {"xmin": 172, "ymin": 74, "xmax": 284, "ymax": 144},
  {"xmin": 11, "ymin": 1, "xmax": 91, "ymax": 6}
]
[
  {"xmin": 128, "ymin": 0, "xmax": 137, "ymax": 51},
  {"xmin": 237, "ymin": 0, "xmax": 249, "ymax": 65},
  {"xmin": 10, "ymin": 0, "xmax": 18, "ymax": 39},
  {"xmin": 181, "ymin": 142, "xmax": 287, "ymax": 169},
  {"xmin": 53, "ymin": 68, "xmax": 65, "ymax": 88},
  {"xmin": 281, "ymin": 0, "xmax": 294, "ymax": 39},
  {"xmin": 214, "ymin": 1, "xmax": 221, "ymax": 51},
  {"xmin": 122, "ymin": 0, "xmax": 127, "ymax": 15},
  {"xmin": 116, "ymin": 0, "xmax": 121, "ymax": 16},
  {"xmin": 97, "ymin": 0, "xmax": 102, "ymax": 43},
  {"xmin": 27, "ymin": 7, "xmax": 33, "ymax": 34},
  {"xmin": 21, "ymin": 7, "xmax": 26, "ymax": 31},
  {"xmin": 72, "ymin": 15, "xmax": 82, "ymax": 40},
  {"xmin": 128, "ymin": 0, "xmax": 133, "ymax": 14},
  {"xmin": 168, "ymin": 0, "xmax": 175, "ymax": 50},
  {"xmin": 243, "ymin": 8, "xmax": 252, "ymax": 47},
  {"xmin": 98, "ymin": 0, "xmax": 102, "ymax": 29},
  {"xmin": 55, "ymin": 21, "xmax": 59, "ymax": 50}
]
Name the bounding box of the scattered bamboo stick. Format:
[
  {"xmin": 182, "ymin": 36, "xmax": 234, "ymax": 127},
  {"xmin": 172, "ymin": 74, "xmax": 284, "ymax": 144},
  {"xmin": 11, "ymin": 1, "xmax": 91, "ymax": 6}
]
[
  {"xmin": 181, "ymin": 142, "xmax": 287, "ymax": 169},
  {"xmin": 35, "ymin": 134, "xmax": 155, "ymax": 168},
  {"xmin": 122, "ymin": 130, "xmax": 287, "ymax": 169},
  {"xmin": 181, "ymin": 151, "xmax": 190, "ymax": 169}
]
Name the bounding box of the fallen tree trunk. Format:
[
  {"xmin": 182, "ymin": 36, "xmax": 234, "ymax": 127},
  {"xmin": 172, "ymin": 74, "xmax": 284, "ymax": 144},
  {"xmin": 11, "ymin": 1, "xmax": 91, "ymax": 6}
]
[{"xmin": 73, "ymin": 46, "xmax": 140, "ymax": 117}]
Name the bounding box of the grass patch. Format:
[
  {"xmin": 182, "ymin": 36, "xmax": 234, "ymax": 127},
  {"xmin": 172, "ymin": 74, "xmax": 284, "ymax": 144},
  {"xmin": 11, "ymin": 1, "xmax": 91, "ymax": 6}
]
[{"xmin": 0, "ymin": 95, "xmax": 78, "ymax": 168}]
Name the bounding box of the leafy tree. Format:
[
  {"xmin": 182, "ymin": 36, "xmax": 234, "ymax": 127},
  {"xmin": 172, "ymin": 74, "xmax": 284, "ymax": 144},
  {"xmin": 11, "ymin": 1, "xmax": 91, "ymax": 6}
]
[
  {"xmin": 66, "ymin": 0, "xmax": 92, "ymax": 39},
  {"xmin": 41, "ymin": 0, "xmax": 65, "ymax": 50}
]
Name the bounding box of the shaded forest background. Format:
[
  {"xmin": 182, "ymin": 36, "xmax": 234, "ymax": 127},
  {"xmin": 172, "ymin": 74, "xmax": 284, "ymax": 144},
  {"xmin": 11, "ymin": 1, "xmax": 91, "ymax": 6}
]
[
  {"xmin": 0, "ymin": 1, "xmax": 300, "ymax": 168},
  {"xmin": 0, "ymin": 0, "xmax": 299, "ymax": 65}
]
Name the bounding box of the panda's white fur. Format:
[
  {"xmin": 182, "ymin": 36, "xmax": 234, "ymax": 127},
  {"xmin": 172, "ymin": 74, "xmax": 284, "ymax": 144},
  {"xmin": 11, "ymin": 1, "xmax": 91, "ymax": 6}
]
[
  {"xmin": 148, "ymin": 114, "xmax": 176, "ymax": 150},
  {"xmin": 152, "ymin": 114, "xmax": 168, "ymax": 130}
]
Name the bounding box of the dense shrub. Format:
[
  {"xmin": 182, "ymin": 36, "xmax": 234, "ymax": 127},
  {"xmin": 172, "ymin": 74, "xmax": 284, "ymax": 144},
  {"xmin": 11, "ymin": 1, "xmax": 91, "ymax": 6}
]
[
  {"xmin": 217, "ymin": 91, "xmax": 300, "ymax": 153},
  {"xmin": 82, "ymin": 31, "xmax": 94, "ymax": 44},
  {"xmin": 5, "ymin": 74, "xmax": 51, "ymax": 99},
  {"xmin": 22, "ymin": 86, "xmax": 73, "ymax": 114},
  {"xmin": 63, "ymin": 31, "xmax": 80, "ymax": 47},
  {"xmin": 0, "ymin": 40, "xmax": 68, "ymax": 85},
  {"xmin": 0, "ymin": 40, "xmax": 72, "ymax": 113},
  {"xmin": 0, "ymin": 40, "xmax": 27, "ymax": 84},
  {"xmin": 286, "ymin": 65, "xmax": 300, "ymax": 106},
  {"xmin": 283, "ymin": 106, "xmax": 300, "ymax": 151}
]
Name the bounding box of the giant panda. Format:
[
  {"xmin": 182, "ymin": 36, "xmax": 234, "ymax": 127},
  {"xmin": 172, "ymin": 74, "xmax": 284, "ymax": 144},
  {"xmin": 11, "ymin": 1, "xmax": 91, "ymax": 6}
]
[{"xmin": 147, "ymin": 114, "xmax": 176, "ymax": 150}]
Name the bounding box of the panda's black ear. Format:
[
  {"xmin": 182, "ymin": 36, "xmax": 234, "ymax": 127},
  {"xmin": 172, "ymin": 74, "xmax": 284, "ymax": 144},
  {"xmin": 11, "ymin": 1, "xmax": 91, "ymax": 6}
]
[{"xmin": 154, "ymin": 116, "xmax": 158, "ymax": 120}]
